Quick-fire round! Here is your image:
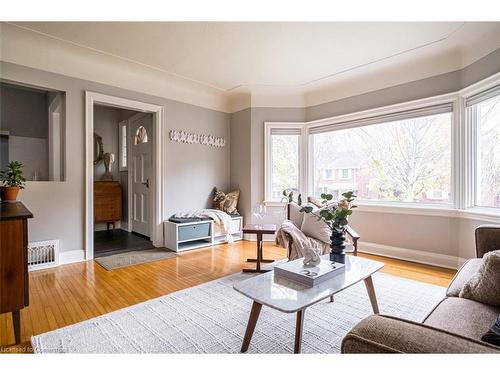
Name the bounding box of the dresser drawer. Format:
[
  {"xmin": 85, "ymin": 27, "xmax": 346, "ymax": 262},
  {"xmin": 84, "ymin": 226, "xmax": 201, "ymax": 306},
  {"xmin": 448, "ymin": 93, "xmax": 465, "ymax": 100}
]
[{"xmin": 178, "ymin": 223, "xmax": 211, "ymax": 241}]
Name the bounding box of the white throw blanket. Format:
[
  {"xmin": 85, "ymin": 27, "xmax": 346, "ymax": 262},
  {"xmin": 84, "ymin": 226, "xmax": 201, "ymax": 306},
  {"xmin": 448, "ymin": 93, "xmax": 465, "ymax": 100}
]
[
  {"xmin": 173, "ymin": 209, "xmax": 234, "ymax": 243},
  {"xmin": 276, "ymin": 220, "xmax": 330, "ymax": 260}
]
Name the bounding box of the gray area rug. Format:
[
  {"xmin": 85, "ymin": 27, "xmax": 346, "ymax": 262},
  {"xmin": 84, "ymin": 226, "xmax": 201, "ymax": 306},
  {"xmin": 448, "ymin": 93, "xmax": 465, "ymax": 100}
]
[
  {"xmin": 31, "ymin": 272, "xmax": 445, "ymax": 353},
  {"xmin": 94, "ymin": 248, "xmax": 177, "ymax": 270}
]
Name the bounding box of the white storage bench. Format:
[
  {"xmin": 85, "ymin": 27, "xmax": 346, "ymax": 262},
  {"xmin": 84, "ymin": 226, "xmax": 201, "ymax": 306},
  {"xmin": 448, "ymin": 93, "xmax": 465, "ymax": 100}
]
[{"xmin": 164, "ymin": 216, "xmax": 243, "ymax": 252}]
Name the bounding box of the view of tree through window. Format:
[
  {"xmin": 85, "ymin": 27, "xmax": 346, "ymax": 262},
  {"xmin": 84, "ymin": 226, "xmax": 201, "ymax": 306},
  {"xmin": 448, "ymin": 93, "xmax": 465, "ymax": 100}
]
[
  {"xmin": 311, "ymin": 112, "xmax": 452, "ymax": 204},
  {"xmin": 477, "ymin": 95, "xmax": 500, "ymax": 208},
  {"xmin": 270, "ymin": 134, "xmax": 299, "ymax": 199}
]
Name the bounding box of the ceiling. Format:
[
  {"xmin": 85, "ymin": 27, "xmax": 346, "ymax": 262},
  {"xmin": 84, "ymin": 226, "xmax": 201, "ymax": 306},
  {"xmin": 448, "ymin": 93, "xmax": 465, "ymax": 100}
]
[{"xmin": 12, "ymin": 22, "xmax": 500, "ymax": 94}]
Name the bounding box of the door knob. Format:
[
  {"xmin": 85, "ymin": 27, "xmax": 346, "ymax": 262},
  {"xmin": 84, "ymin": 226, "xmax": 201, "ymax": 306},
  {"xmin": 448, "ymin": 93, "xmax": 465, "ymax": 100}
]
[{"xmin": 142, "ymin": 179, "xmax": 149, "ymax": 188}]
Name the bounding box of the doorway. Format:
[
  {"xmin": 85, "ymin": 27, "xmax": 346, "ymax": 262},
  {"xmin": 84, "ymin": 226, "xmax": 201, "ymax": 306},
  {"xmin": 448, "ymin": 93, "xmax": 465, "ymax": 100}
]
[
  {"xmin": 85, "ymin": 92, "xmax": 164, "ymax": 261},
  {"xmin": 92, "ymin": 106, "xmax": 155, "ymax": 258}
]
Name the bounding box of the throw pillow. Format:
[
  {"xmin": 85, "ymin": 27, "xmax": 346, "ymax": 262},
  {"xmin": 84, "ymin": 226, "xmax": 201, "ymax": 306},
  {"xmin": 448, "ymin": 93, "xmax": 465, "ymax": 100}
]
[
  {"xmin": 301, "ymin": 209, "xmax": 332, "ymax": 244},
  {"xmin": 482, "ymin": 315, "xmax": 500, "ymax": 347},
  {"xmin": 212, "ymin": 188, "xmax": 240, "ymax": 215},
  {"xmin": 288, "ymin": 202, "xmax": 305, "ymax": 229},
  {"xmin": 459, "ymin": 250, "xmax": 500, "ymax": 307}
]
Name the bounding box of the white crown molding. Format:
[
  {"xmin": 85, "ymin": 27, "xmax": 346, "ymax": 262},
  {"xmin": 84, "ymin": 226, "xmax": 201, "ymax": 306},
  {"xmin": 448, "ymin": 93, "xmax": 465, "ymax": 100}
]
[
  {"xmin": 2, "ymin": 22, "xmax": 499, "ymax": 113},
  {"xmin": 0, "ymin": 23, "xmax": 231, "ymax": 113}
]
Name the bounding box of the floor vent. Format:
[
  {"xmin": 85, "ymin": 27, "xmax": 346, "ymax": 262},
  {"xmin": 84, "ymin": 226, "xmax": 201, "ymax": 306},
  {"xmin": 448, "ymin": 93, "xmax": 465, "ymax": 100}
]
[{"xmin": 28, "ymin": 240, "xmax": 59, "ymax": 271}]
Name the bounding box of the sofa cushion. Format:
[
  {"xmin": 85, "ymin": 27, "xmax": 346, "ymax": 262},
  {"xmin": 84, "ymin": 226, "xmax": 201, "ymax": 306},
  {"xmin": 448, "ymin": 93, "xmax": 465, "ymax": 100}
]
[
  {"xmin": 446, "ymin": 258, "xmax": 482, "ymax": 297},
  {"xmin": 342, "ymin": 314, "xmax": 499, "ymax": 353},
  {"xmin": 288, "ymin": 202, "xmax": 305, "ymax": 229},
  {"xmin": 482, "ymin": 315, "xmax": 500, "ymax": 347},
  {"xmin": 301, "ymin": 209, "xmax": 331, "ymax": 244},
  {"xmin": 459, "ymin": 249, "xmax": 500, "ymax": 307},
  {"xmin": 424, "ymin": 297, "xmax": 500, "ymax": 341}
]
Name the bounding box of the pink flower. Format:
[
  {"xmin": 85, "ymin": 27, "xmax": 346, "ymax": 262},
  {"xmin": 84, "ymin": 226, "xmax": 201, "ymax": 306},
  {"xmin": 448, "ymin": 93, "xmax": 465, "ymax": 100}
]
[{"xmin": 339, "ymin": 199, "xmax": 350, "ymax": 209}]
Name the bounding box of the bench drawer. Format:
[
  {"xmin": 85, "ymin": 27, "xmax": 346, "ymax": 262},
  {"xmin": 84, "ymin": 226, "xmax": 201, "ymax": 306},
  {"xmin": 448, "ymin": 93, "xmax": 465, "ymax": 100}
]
[{"xmin": 178, "ymin": 223, "xmax": 211, "ymax": 241}]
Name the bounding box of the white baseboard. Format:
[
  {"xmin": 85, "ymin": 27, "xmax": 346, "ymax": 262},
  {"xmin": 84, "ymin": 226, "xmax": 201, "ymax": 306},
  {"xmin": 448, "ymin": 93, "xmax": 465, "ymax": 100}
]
[
  {"xmin": 59, "ymin": 249, "xmax": 86, "ymax": 265},
  {"xmin": 359, "ymin": 241, "xmax": 465, "ymax": 270},
  {"xmin": 242, "ymin": 236, "xmax": 466, "ymax": 270}
]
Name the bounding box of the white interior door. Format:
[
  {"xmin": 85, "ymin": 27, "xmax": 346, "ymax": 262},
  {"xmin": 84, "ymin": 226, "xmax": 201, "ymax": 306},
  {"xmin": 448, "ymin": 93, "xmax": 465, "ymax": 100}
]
[{"xmin": 129, "ymin": 113, "xmax": 152, "ymax": 237}]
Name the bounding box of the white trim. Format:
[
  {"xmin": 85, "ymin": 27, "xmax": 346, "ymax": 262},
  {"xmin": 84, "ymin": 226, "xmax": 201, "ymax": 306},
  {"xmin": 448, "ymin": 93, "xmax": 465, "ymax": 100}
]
[
  {"xmin": 59, "ymin": 249, "xmax": 86, "ymax": 265},
  {"xmin": 305, "ymin": 92, "xmax": 458, "ymax": 130},
  {"xmin": 460, "ymin": 72, "xmax": 500, "ymax": 212},
  {"xmin": 118, "ymin": 120, "xmax": 128, "ymax": 172},
  {"xmin": 264, "ymin": 121, "xmax": 306, "ymax": 202},
  {"xmin": 355, "ymin": 202, "xmax": 457, "ymax": 218},
  {"xmin": 358, "ymin": 241, "xmax": 466, "ymax": 270},
  {"xmin": 85, "ymin": 91, "xmax": 164, "ymax": 261}
]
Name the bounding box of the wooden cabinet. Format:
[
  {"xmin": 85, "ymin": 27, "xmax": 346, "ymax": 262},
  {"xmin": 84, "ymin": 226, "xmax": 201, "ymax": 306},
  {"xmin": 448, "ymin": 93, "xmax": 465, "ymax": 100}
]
[
  {"xmin": 0, "ymin": 202, "xmax": 33, "ymax": 344},
  {"xmin": 94, "ymin": 181, "xmax": 122, "ymax": 230}
]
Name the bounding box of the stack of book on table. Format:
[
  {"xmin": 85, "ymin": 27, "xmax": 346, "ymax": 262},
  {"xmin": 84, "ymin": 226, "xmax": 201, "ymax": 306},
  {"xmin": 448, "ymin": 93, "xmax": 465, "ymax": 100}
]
[{"xmin": 274, "ymin": 254, "xmax": 345, "ymax": 287}]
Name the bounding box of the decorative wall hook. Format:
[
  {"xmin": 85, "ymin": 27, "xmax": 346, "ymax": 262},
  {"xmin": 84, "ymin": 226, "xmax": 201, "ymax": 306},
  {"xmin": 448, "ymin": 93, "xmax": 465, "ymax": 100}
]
[{"xmin": 169, "ymin": 130, "xmax": 226, "ymax": 148}]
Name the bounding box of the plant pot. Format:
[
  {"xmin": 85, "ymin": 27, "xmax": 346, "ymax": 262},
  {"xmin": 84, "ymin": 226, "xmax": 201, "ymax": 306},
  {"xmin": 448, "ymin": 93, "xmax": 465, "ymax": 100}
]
[
  {"xmin": 0, "ymin": 186, "xmax": 21, "ymax": 202},
  {"xmin": 330, "ymin": 226, "xmax": 347, "ymax": 264}
]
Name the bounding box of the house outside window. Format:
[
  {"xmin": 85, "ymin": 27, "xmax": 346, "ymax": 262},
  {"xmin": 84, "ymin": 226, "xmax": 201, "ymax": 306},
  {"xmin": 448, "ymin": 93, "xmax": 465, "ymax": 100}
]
[{"xmin": 340, "ymin": 168, "xmax": 351, "ymax": 180}]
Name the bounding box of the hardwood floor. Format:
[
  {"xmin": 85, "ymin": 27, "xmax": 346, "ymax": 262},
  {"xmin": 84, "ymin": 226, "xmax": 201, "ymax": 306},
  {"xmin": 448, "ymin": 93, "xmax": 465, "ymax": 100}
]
[{"xmin": 0, "ymin": 241, "xmax": 456, "ymax": 353}]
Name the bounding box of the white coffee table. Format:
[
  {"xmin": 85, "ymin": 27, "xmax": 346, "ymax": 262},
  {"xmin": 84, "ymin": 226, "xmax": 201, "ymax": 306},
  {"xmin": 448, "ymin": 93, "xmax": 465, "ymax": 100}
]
[{"xmin": 233, "ymin": 255, "xmax": 384, "ymax": 353}]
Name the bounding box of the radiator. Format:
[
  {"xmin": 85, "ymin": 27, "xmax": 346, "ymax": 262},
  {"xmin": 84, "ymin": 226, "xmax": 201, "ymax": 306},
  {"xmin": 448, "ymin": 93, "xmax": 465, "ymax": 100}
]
[{"xmin": 28, "ymin": 240, "xmax": 59, "ymax": 271}]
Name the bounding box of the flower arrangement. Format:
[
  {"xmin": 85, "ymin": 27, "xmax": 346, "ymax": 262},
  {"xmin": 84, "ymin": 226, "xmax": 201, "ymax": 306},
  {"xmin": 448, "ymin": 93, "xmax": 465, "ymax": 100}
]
[{"xmin": 300, "ymin": 191, "xmax": 357, "ymax": 231}]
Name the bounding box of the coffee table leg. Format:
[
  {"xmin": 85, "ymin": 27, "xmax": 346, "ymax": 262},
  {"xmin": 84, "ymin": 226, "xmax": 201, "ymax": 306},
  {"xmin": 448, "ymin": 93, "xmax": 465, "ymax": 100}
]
[
  {"xmin": 294, "ymin": 309, "xmax": 305, "ymax": 354},
  {"xmin": 241, "ymin": 301, "xmax": 263, "ymax": 352},
  {"xmin": 364, "ymin": 276, "xmax": 379, "ymax": 314}
]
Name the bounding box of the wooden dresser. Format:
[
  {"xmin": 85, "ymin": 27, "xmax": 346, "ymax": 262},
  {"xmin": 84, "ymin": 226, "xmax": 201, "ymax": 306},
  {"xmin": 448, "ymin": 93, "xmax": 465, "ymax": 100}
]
[
  {"xmin": 0, "ymin": 201, "xmax": 33, "ymax": 344},
  {"xmin": 94, "ymin": 181, "xmax": 122, "ymax": 230}
]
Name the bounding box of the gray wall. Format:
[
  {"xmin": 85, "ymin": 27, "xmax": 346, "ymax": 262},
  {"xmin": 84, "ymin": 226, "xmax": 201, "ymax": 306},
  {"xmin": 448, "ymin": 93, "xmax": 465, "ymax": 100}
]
[
  {"xmin": 1, "ymin": 61, "xmax": 230, "ymax": 254},
  {"xmin": 230, "ymin": 108, "xmax": 252, "ymax": 219},
  {"xmin": 250, "ymin": 108, "xmax": 305, "ymax": 213},
  {"xmin": 0, "ymin": 83, "xmax": 48, "ymax": 138},
  {"xmin": 93, "ymin": 105, "xmax": 120, "ymax": 181}
]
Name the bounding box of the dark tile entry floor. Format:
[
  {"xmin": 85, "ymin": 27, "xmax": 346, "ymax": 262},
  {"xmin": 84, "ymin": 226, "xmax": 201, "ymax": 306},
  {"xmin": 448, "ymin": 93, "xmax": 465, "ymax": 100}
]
[{"xmin": 94, "ymin": 229, "xmax": 152, "ymax": 258}]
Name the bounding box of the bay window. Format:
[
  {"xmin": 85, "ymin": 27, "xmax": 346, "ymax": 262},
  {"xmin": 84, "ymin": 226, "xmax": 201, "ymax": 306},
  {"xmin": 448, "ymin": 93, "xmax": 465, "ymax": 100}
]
[
  {"xmin": 310, "ymin": 109, "xmax": 452, "ymax": 204},
  {"xmin": 264, "ymin": 75, "xmax": 500, "ymax": 217},
  {"xmin": 266, "ymin": 127, "xmax": 302, "ymax": 201},
  {"xmin": 466, "ymin": 85, "xmax": 500, "ymax": 209}
]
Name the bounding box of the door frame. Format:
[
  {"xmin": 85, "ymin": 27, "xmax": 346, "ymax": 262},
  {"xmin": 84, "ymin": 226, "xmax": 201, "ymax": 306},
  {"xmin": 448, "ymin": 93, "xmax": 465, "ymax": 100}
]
[{"xmin": 85, "ymin": 91, "xmax": 164, "ymax": 260}]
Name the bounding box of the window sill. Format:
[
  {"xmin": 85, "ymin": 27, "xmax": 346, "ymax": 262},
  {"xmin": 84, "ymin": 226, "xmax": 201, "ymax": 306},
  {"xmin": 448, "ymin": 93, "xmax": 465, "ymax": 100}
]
[
  {"xmin": 458, "ymin": 207, "xmax": 500, "ymax": 222},
  {"xmin": 263, "ymin": 200, "xmax": 287, "ymax": 207},
  {"xmin": 264, "ymin": 200, "xmax": 500, "ymax": 222},
  {"xmin": 355, "ymin": 202, "xmax": 456, "ymax": 218}
]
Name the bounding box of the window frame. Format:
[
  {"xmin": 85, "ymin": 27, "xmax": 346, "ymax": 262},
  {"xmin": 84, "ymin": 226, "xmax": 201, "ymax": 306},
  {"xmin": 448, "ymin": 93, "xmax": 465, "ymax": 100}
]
[
  {"xmin": 118, "ymin": 120, "xmax": 128, "ymax": 171},
  {"xmin": 460, "ymin": 73, "xmax": 500, "ymax": 214},
  {"xmin": 264, "ymin": 122, "xmax": 307, "ymax": 202},
  {"xmin": 339, "ymin": 168, "xmax": 351, "ymax": 180},
  {"xmin": 264, "ymin": 72, "xmax": 500, "ymax": 220}
]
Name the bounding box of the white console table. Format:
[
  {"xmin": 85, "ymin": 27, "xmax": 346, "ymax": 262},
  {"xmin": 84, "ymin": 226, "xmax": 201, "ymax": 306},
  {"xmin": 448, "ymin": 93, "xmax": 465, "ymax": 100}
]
[{"xmin": 164, "ymin": 216, "xmax": 243, "ymax": 252}]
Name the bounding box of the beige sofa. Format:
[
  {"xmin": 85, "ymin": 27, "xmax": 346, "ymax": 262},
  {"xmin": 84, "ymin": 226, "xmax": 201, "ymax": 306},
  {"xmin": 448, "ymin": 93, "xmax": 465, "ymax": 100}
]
[{"xmin": 342, "ymin": 225, "xmax": 500, "ymax": 353}]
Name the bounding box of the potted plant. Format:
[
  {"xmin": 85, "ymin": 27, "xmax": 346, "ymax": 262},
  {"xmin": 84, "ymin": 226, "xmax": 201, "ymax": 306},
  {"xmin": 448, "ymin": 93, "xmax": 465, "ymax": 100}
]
[
  {"xmin": 283, "ymin": 190, "xmax": 357, "ymax": 263},
  {"xmin": 301, "ymin": 191, "xmax": 357, "ymax": 263},
  {"xmin": 0, "ymin": 161, "xmax": 26, "ymax": 202}
]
